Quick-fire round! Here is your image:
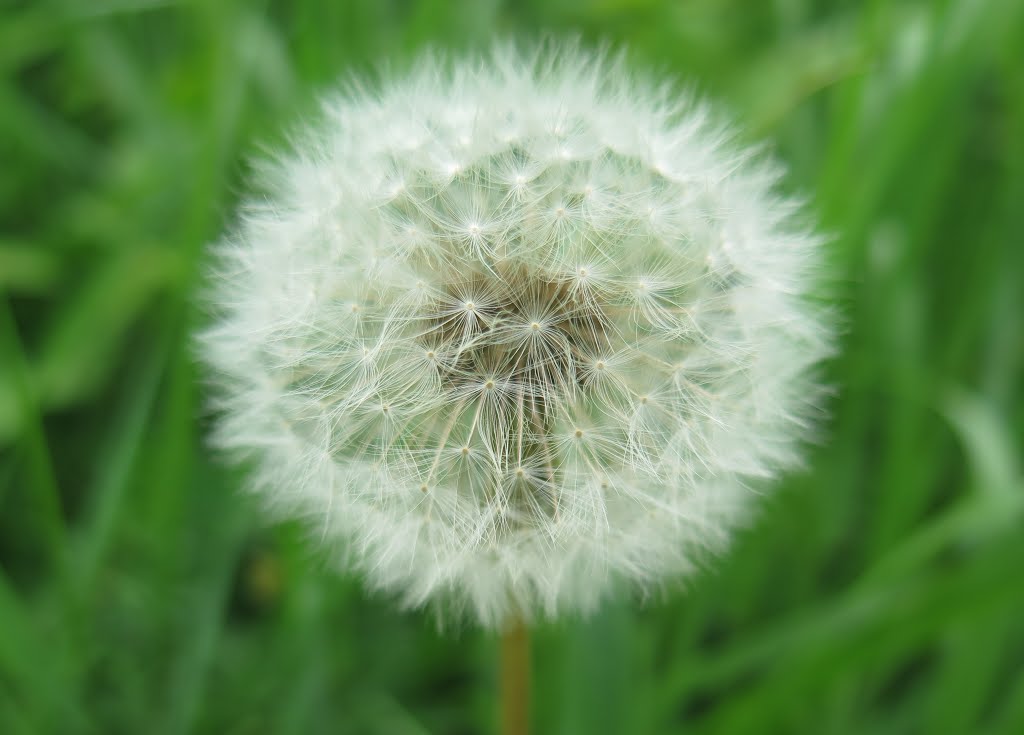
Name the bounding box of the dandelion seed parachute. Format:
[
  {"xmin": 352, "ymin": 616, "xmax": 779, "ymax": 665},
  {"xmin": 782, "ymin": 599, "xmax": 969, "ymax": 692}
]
[{"xmin": 198, "ymin": 42, "xmax": 832, "ymax": 629}]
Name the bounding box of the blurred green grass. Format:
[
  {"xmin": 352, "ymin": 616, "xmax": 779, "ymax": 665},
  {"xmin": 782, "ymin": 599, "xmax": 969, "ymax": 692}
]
[{"xmin": 1, "ymin": 0, "xmax": 1022, "ymax": 733}]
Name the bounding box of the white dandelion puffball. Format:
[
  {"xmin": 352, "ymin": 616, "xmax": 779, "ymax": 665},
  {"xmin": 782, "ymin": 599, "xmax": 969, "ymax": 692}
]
[{"xmin": 199, "ymin": 44, "xmax": 832, "ymax": 629}]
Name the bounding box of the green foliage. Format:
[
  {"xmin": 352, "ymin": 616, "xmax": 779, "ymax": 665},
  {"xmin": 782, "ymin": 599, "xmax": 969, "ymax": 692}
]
[{"xmin": 1, "ymin": 1, "xmax": 1021, "ymax": 733}]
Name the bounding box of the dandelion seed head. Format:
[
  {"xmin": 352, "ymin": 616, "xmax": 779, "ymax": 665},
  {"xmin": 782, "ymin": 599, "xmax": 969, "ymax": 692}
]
[{"xmin": 198, "ymin": 42, "xmax": 832, "ymax": 629}]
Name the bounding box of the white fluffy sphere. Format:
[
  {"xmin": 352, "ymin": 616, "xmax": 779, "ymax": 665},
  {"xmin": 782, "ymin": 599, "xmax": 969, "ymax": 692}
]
[{"xmin": 199, "ymin": 43, "xmax": 832, "ymax": 628}]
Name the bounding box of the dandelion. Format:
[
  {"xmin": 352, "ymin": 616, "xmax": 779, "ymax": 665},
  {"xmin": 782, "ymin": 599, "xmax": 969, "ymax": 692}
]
[{"xmin": 198, "ymin": 42, "xmax": 832, "ymax": 633}]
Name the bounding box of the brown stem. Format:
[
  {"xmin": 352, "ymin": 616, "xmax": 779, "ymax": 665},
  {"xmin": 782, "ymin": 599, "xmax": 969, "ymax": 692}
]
[{"xmin": 500, "ymin": 619, "xmax": 530, "ymax": 735}]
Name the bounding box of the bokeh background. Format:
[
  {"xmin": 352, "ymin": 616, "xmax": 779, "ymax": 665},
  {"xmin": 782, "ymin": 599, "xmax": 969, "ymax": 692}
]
[{"xmin": 2, "ymin": 1, "xmax": 1022, "ymax": 733}]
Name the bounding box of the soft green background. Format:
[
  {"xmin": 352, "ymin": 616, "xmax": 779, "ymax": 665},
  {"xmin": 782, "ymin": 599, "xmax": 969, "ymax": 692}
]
[{"xmin": 2, "ymin": 0, "xmax": 1022, "ymax": 733}]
